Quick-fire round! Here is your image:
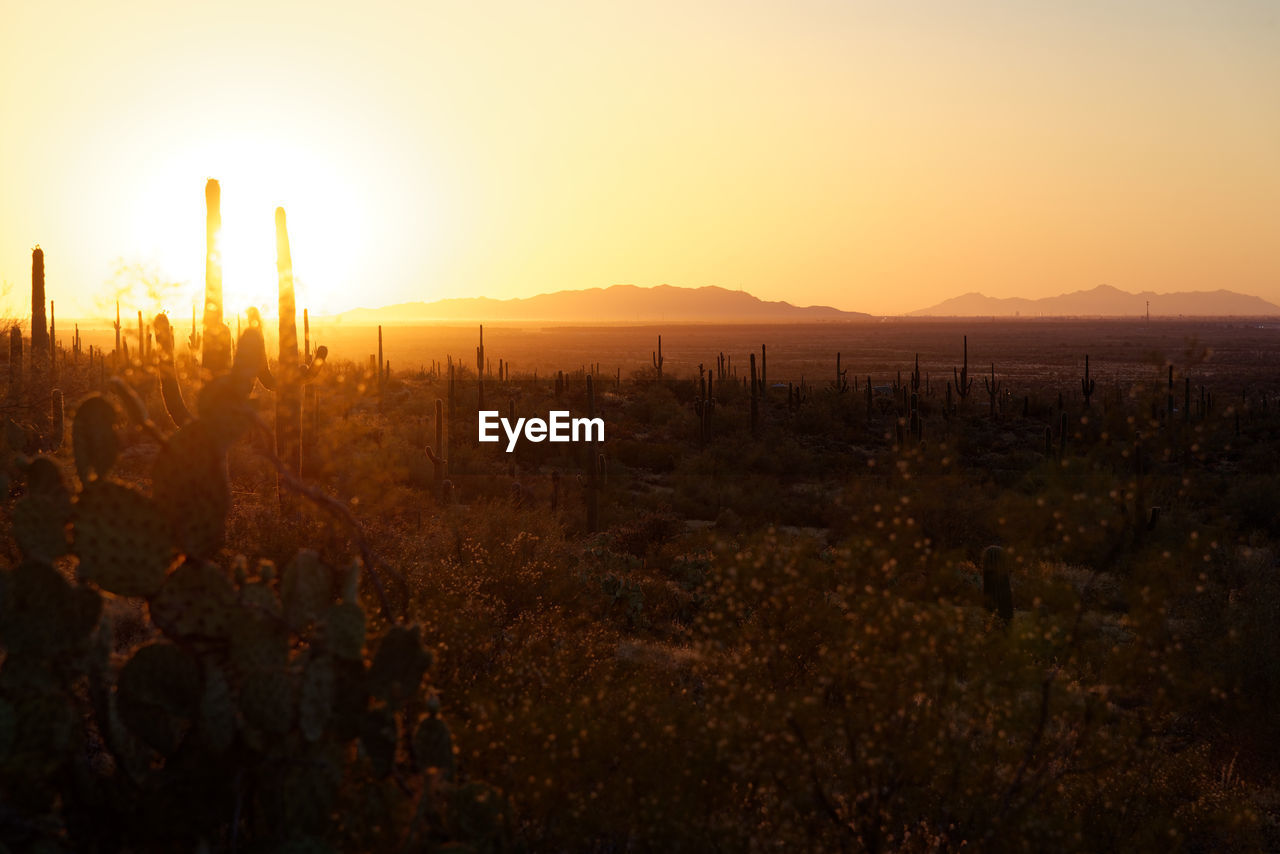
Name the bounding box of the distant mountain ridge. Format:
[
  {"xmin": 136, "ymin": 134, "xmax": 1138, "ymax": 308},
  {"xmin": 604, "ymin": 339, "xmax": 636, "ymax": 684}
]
[
  {"xmin": 333, "ymin": 284, "xmax": 873, "ymax": 324},
  {"xmin": 911, "ymin": 285, "xmax": 1280, "ymax": 317}
]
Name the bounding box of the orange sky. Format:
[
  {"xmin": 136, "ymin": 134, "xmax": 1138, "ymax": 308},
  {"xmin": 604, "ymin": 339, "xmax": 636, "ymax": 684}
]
[{"xmin": 1, "ymin": 1, "xmax": 1277, "ymax": 321}]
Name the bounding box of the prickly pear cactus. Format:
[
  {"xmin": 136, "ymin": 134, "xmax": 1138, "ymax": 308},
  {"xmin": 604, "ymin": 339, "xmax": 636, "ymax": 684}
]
[
  {"xmin": 0, "ymin": 560, "xmax": 101, "ymax": 660},
  {"xmin": 73, "ymin": 480, "xmax": 174, "ymax": 597},
  {"xmin": 11, "ymin": 456, "xmax": 71, "ymax": 562},
  {"xmin": 282, "ymin": 549, "xmax": 332, "ymax": 630},
  {"xmin": 0, "ymin": 326, "xmax": 506, "ymax": 853},
  {"xmin": 72, "ymin": 395, "xmax": 118, "ymax": 483},
  {"xmin": 413, "ymin": 705, "xmax": 456, "ymax": 779},
  {"xmin": 152, "ymin": 420, "xmax": 230, "ymax": 559},
  {"xmin": 149, "ymin": 559, "xmax": 237, "ymax": 641},
  {"xmin": 367, "ymin": 624, "xmax": 433, "ymax": 708},
  {"xmin": 116, "ymin": 642, "xmax": 202, "ymax": 755}
]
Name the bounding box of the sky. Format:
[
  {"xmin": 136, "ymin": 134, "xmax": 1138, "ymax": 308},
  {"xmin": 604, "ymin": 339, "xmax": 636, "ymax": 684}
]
[{"xmin": 1, "ymin": 0, "xmax": 1277, "ymax": 321}]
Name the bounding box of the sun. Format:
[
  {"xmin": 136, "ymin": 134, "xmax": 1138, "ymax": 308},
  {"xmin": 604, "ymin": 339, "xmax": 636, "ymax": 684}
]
[{"xmin": 124, "ymin": 133, "xmax": 371, "ymax": 322}]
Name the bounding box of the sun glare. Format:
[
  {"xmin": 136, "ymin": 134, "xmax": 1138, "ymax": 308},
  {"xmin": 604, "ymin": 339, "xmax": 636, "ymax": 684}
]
[{"xmin": 124, "ymin": 133, "xmax": 370, "ymax": 322}]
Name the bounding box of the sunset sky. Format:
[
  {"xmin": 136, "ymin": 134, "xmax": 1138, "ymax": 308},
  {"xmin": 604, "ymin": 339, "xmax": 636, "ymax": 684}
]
[{"xmin": 1, "ymin": 0, "xmax": 1276, "ymax": 321}]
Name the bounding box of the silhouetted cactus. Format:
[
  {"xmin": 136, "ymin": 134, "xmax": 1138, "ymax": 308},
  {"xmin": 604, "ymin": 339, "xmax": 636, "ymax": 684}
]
[
  {"xmin": 652, "ymin": 334, "xmax": 664, "ymax": 378},
  {"xmin": 202, "ymin": 179, "xmax": 232, "ymax": 373},
  {"xmin": 749, "ymin": 352, "xmax": 759, "ymax": 436},
  {"xmin": 477, "ymin": 324, "xmax": 486, "ymax": 409},
  {"xmin": 0, "ymin": 363, "xmax": 500, "ymax": 851},
  {"xmin": 1081, "ymin": 354, "xmax": 1095, "ymax": 406},
  {"xmin": 984, "ymin": 363, "xmax": 1001, "ymax": 419},
  {"xmin": 274, "ymin": 207, "xmax": 328, "ymax": 512},
  {"xmin": 954, "ymin": 335, "xmax": 973, "ymax": 402},
  {"xmin": 30, "ymin": 247, "xmax": 49, "ymax": 379},
  {"xmin": 154, "ymin": 312, "xmax": 193, "ymax": 428}
]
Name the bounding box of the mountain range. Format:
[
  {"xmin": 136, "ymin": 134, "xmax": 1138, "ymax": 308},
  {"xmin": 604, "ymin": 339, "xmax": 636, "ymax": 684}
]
[
  {"xmin": 334, "ymin": 284, "xmax": 873, "ymax": 324},
  {"xmin": 910, "ymin": 285, "xmax": 1280, "ymax": 317}
]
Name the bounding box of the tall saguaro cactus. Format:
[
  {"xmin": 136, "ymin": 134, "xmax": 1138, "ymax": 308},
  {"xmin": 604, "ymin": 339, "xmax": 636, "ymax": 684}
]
[
  {"xmin": 202, "ymin": 179, "xmax": 232, "ymax": 373},
  {"xmin": 275, "ymin": 207, "xmax": 303, "ymax": 504},
  {"xmin": 30, "ymin": 247, "xmax": 49, "ymax": 378},
  {"xmin": 272, "ymin": 208, "xmax": 328, "ymax": 512}
]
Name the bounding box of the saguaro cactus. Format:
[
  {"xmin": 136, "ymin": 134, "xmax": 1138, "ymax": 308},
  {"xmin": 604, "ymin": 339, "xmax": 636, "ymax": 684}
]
[
  {"xmin": 477, "ymin": 325, "xmax": 485, "ymax": 409},
  {"xmin": 652, "ymin": 334, "xmax": 663, "ymax": 379},
  {"xmin": 154, "ymin": 313, "xmax": 193, "ymax": 427},
  {"xmin": 202, "ymin": 179, "xmax": 232, "ymax": 373},
  {"xmin": 429, "ymin": 398, "xmax": 448, "ymax": 498},
  {"xmin": 273, "ymin": 208, "xmax": 327, "ymax": 510},
  {"xmin": 954, "ymin": 335, "xmax": 973, "ymax": 402},
  {"xmin": 984, "ymin": 363, "xmax": 1001, "ymax": 419},
  {"xmin": 1081, "ymin": 354, "xmax": 1096, "ymax": 407},
  {"xmin": 275, "ymin": 208, "xmax": 303, "ymax": 503},
  {"xmin": 30, "ymin": 247, "xmax": 49, "ymax": 373}
]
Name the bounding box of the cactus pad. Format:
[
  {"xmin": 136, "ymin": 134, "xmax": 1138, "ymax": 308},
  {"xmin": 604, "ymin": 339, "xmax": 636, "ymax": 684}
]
[
  {"xmin": 230, "ymin": 614, "xmax": 290, "ymax": 674},
  {"xmin": 0, "ymin": 560, "xmax": 101, "ymax": 659},
  {"xmin": 73, "ymin": 481, "xmax": 175, "ymax": 597},
  {"xmin": 322, "ymin": 603, "xmax": 366, "ymax": 661},
  {"xmin": 367, "ymin": 624, "xmax": 432, "ymax": 708},
  {"xmin": 13, "ymin": 486, "xmax": 71, "ymax": 562},
  {"xmin": 72, "ymin": 395, "xmax": 118, "ymax": 483},
  {"xmin": 299, "ymin": 654, "xmax": 336, "ymax": 742},
  {"xmin": 412, "ymin": 712, "xmax": 455, "ymax": 779},
  {"xmin": 12, "ymin": 456, "xmax": 71, "ymax": 560},
  {"xmin": 241, "ymin": 580, "xmax": 283, "ymax": 618},
  {"xmin": 196, "ymin": 375, "xmax": 256, "ymax": 448},
  {"xmin": 149, "ymin": 559, "xmax": 237, "ymax": 641},
  {"xmin": 282, "ymin": 550, "xmax": 332, "ymax": 631},
  {"xmin": 239, "ymin": 671, "xmax": 294, "ymax": 735},
  {"xmin": 198, "ymin": 663, "xmax": 237, "ymax": 753},
  {"xmin": 116, "ymin": 642, "xmax": 202, "ymax": 754},
  {"xmin": 152, "ymin": 421, "xmax": 230, "ymax": 559},
  {"xmin": 358, "ymin": 706, "xmax": 398, "ymax": 778}
]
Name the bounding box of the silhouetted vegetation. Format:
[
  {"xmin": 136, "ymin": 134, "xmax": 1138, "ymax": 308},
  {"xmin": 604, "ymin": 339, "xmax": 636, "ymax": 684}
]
[{"xmin": 5, "ymin": 189, "xmax": 1280, "ymax": 851}]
